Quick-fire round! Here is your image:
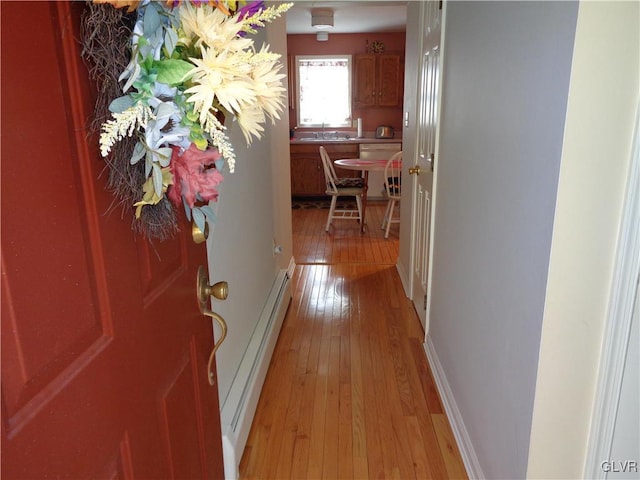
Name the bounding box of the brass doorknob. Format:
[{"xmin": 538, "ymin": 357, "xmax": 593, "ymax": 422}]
[
  {"xmin": 197, "ymin": 265, "xmax": 228, "ymax": 311},
  {"xmin": 409, "ymin": 166, "xmax": 421, "ymax": 175}
]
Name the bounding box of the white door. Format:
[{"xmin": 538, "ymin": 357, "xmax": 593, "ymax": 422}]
[{"xmin": 410, "ymin": 1, "xmax": 442, "ymax": 330}]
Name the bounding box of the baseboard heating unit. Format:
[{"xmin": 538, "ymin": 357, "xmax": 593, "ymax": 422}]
[{"xmin": 220, "ymin": 263, "xmax": 293, "ymax": 479}]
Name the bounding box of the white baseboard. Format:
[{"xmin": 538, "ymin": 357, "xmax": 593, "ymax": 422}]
[
  {"xmin": 396, "ymin": 260, "xmax": 411, "ymax": 298},
  {"xmin": 220, "ymin": 267, "xmax": 292, "ymax": 479},
  {"xmin": 424, "ymin": 335, "xmax": 485, "ymax": 479}
]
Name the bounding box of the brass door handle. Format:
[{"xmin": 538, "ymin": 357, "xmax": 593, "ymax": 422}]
[
  {"xmin": 197, "ymin": 265, "xmax": 229, "ymax": 386},
  {"xmin": 197, "ymin": 265, "xmax": 228, "ymax": 303},
  {"xmin": 409, "ymin": 166, "xmax": 421, "ymax": 175}
]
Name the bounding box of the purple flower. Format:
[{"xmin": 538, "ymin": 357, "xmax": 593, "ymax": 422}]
[
  {"xmin": 236, "ymin": 1, "xmax": 264, "ymax": 18},
  {"xmin": 235, "ymin": 1, "xmax": 264, "ymax": 35}
]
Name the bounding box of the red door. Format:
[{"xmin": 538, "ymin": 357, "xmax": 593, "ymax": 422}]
[{"xmin": 1, "ymin": 2, "xmax": 224, "ymax": 478}]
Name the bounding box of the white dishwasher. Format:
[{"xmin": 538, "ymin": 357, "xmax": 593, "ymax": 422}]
[{"xmin": 359, "ymin": 143, "xmax": 402, "ymax": 199}]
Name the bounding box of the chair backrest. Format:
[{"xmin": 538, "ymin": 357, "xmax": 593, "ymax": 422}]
[
  {"xmin": 384, "ymin": 151, "xmax": 403, "ymax": 199},
  {"xmin": 319, "ymin": 146, "xmax": 339, "ymax": 193}
]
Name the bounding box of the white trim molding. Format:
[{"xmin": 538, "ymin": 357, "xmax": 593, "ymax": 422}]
[
  {"xmin": 424, "ymin": 335, "xmax": 485, "ymax": 479},
  {"xmin": 396, "ymin": 260, "xmax": 411, "ymax": 298},
  {"xmin": 220, "ymin": 268, "xmax": 292, "ymax": 479},
  {"xmin": 584, "ymin": 105, "xmax": 640, "ymax": 479}
]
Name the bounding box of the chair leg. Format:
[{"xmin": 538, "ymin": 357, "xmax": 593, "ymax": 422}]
[
  {"xmin": 354, "ymin": 194, "xmax": 363, "ymax": 223},
  {"xmin": 384, "ymin": 199, "xmax": 396, "ymax": 239},
  {"xmin": 326, "ymin": 195, "xmax": 338, "ymax": 232},
  {"xmin": 381, "ymin": 199, "xmax": 392, "ymax": 230}
]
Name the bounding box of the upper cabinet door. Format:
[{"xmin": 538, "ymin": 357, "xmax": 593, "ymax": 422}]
[
  {"xmin": 378, "ymin": 54, "xmax": 403, "ymax": 107},
  {"xmin": 353, "ymin": 54, "xmax": 378, "ymax": 107},
  {"xmin": 354, "ymin": 53, "xmax": 404, "ymax": 109}
]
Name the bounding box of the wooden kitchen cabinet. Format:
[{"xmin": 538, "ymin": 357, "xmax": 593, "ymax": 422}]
[
  {"xmin": 353, "ymin": 53, "xmax": 404, "ymax": 108},
  {"xmin": 290, "ymin": 151, "xmax": 323, "ymax": 196},
  {"xmin": 290, "ymin": 143, "xmax": 359, "ymax": 196}
]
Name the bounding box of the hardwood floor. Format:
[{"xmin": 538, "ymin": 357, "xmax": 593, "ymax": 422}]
[
  {"xmin": 239, "ymin": 202, "xmax": 467, "ymax": 479},
  {"xmin": 291, "ymin": 200, "xmax": 399, "ymax": 265}
]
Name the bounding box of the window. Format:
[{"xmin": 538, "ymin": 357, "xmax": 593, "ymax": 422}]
[{"xmin": 296, "ymin": 55, "xmax": 352, "ymax": 128}]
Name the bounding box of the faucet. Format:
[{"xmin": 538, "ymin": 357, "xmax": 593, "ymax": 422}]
[{"xmin": 314, "ymin": 123, "xmax": 332, "ymax": 140}]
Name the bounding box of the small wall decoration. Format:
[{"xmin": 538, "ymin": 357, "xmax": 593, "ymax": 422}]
[
  {"xmin": 368, "ymin": 40, "xmax": 385, "ymax": 54},
  {"xmin": 81, "ymin": 0, "xmax": 292, "ymax": 241}
]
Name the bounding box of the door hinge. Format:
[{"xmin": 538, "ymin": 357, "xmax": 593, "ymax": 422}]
[{"xmin": 423, "ymin": 294, "xmax": 427, "ymax": 311}]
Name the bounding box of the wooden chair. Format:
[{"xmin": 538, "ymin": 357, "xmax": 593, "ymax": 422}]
[
  {"xmin": 381, "ymin": 151, "xmax": 403, "ymax": 238},
  {"xmin": 319, "ymin": 146, "xmax": 364, "ymax": 232}
]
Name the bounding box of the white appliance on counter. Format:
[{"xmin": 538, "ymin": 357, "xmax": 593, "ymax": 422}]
[{"xmin": 359, "ymin": 143, "xmax": 402, "ymax": 199}]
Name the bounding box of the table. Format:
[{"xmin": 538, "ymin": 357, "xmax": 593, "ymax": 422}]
[{"xmin": 334, "ymin": 158, "xmax": 402, "ymax": 233}]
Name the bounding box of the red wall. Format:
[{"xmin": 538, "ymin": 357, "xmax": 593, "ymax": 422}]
[{"xmin": 286, "ymin": 32, "xmax": 406, "ymax": 135}]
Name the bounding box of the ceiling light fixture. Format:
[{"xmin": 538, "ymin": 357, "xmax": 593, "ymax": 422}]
[
  {"xmin": 311, "ymin": 8, "xmax": 333, "ymax": 30},
  {"xmin": 316, "ymin": 31, "xmax": 329, "ymax": 42}
]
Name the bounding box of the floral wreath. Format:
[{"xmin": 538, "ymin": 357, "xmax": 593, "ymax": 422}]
[{"xmin": 81, "ymin": 0, "xmax": 292, "ymax": 240}]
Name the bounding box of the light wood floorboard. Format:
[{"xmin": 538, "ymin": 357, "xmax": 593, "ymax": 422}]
[
  {"xmin": 291, "ymin": 201, "xmax": 398, "ymax": 265},
  {"xmin": 239, "ymin": 202, "xmax": 467, "ymax": 479}
]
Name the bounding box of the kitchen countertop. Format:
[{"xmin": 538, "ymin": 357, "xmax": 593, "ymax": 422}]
[{"xmin": 290, "ymin": 136, "xmax": 401, "ymax": 145}]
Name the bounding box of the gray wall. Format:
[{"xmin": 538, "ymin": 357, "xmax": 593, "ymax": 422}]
[
  {"xmin": 207, "ymin": 119, "xmax": 278, "ymax": 405},
  {"xmin": 205, "ymin": 21, "xmax": 291, "ymax": 406},
  {"xmin": 429, "ymin": 2, "xmax": 578, "ymax": 478}
]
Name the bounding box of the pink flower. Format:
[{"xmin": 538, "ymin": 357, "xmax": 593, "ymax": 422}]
[{"xmin": 168, "ymin": 143, "xmax": 224, "ymax": 208}]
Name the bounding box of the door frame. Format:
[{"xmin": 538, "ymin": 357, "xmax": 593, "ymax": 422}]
[{"xmin": 584, "ymin": 105, "xmax": 640, "ymax": 478}]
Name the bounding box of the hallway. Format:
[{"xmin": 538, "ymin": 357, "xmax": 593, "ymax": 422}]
[{"xmin": 239, "ymin": 203, "xmax": 467, "ymax": 479}]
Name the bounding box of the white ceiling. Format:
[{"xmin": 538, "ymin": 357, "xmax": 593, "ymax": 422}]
[{"xmin": 285, "ymin": 1, "xmax": 407, "ymax": 34}]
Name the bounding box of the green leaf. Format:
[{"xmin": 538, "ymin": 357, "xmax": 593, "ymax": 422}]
[
  {"xmin": 143, "ymin": 4, "xmax": 161, "ymax": 38},
  {"xmin": 109, "ymin": 95, "xmax": 135, "ymax": 113},
  {"xmin": 155, "ymin": 147, "xmax": 173, "ymax": 167},
  {"xmin": 155, "ymin": 102, "xmax": 178, "ymax": 121},
  {"xmin": 154, "ymin": 59, "xmax": 194, "ymax": 86},
  {"xmin": 192, "ymin": 136, "xmax": 208, "ymax": 151},
  {"xmin": 139, "ymin": 55, "xmax": 154, "ymax": 73},
  {"xmin": 164, "ymin": 27, "xmax": 178, "ymax": 57},
  {"xmin": 130, "ymin": 141, "xmax": 146, "ymax": 165},
  {"xmin": 181, "ymin": 196, "xmax": 192, "ymax": 221},
  {"xmin": 186, "ymin": 110, "xmax": 200, "ymax": 122},
  {"xmin": 192, "ymin": 207, "xmax": 206, "ymax": 236},
  {"xmin": 121, "ymin": 62, "xmax": 141, "ymax": 93},
  {"xmin": 200, "ymin": 204, "xmax": 217, "ymax": 224},
  {"xmin": 144, "ymin": 154, "xmax": 153, "ymax": 177},
  {"xmin": 152, "ymin": 163, "xmax": 163, "ymax": 197}
]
